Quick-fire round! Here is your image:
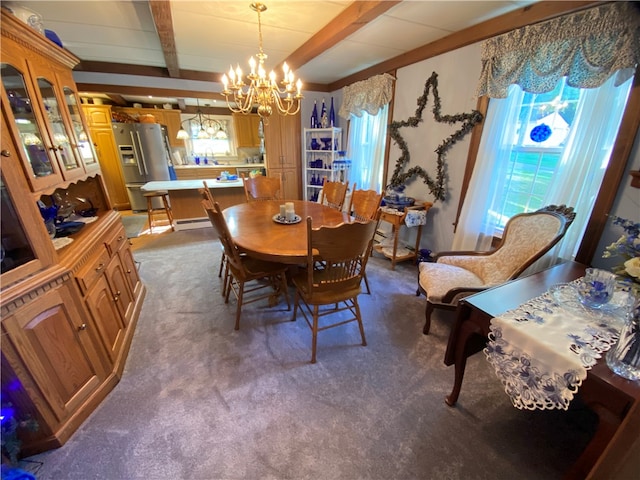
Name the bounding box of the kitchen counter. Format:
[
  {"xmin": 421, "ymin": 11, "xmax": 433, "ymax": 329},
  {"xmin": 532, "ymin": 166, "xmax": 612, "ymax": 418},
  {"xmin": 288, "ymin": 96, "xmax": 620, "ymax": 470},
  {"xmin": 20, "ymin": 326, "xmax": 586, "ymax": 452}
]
[
  {"xmin": 141, "ymin": 179, "xmax": 245, "ymax": 230},
  {"xmin": 142, "ymin": 179, "xmax": 243, "ymax": 191},
  {"xmin": 173, "ymin": 164, "xmax": 265, "ymax": 169}
]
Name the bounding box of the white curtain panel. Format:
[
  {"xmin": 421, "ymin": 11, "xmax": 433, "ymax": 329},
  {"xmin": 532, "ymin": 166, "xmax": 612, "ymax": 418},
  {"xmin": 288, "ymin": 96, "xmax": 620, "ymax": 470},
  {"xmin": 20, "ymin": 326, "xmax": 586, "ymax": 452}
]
[
  {"xmin": 346, "ymin": 104, "xmax": 389, "ymax": 193},
  {"xmin": 451, "ymin": 86, "xmax": 524, "ymax": 251}
]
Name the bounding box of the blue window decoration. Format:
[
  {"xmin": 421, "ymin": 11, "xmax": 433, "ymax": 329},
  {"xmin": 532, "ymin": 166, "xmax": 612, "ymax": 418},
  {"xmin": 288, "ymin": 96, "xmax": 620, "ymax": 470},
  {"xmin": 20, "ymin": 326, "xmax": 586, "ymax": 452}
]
[{"xmin": 530, "ymin": 123, "xmax": 552, "ymax": 143}]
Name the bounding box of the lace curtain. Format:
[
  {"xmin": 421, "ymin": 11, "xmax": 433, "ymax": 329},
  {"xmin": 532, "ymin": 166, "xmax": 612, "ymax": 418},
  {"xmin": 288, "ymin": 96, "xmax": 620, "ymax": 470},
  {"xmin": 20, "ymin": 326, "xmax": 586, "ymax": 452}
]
[
  {"xmin": 476, "ymin": 2, "xmax": 640, "ymax": 98},
  {"xmin": 338, "ymin": 73, "xmax": 395, "ymax": 118}
]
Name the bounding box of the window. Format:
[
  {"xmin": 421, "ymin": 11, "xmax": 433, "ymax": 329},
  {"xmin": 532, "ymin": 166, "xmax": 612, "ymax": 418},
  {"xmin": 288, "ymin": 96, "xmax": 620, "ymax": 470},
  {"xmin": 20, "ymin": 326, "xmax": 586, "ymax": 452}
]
[
  {"xmin": 453, "ymin": 74, "xmax": 633, "ymax": 264},
  {"xmin": 346, "ymin": 104, "xmax": 388, "ymax": 192},
  {"xmin": 181, "ymin": 116, "xmax": 235, "ymax": 159},
  {"xmin": 492, "ymin": 80, "xmax": 581, "ymax": 230}
]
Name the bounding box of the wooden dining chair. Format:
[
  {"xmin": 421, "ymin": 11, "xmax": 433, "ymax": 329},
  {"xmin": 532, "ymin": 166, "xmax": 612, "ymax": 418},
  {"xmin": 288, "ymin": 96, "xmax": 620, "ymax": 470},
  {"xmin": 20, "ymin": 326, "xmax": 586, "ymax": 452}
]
[
  {"xmin": 291, "ymin": 217, "xmax": 377, "ymax": 363},
  {"xmin": 347, "ymin": 185, "xmax": 383, "ymax": 294},
  {"xmin": 348, "ymin": 185, "xmax": 383, "ymax": 222},
  {"xmin": 201, "ymin": 181, "xmax": 229, "ymax": 295},
  {"xmin": 242, "ymin": 173, "xmax": 282, "ymax": 202},
  {"xmin": 202, "ymin": 198, "xmax": 290, "ymax": 330},
  {"xmin": 319, "ymin": 179, "xmax": 349, "ymax": 211}
]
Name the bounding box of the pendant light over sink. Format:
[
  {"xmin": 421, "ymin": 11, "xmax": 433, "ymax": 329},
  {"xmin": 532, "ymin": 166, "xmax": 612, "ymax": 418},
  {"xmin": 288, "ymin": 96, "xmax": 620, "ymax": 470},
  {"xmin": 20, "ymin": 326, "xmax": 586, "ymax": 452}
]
[
  {"xmin": 221, "ymin": 2, "xmax": 303, "ymax": 120},
  {"xmin": 176, "ymin": 99, "xmax": 228, "ymax": 140}
]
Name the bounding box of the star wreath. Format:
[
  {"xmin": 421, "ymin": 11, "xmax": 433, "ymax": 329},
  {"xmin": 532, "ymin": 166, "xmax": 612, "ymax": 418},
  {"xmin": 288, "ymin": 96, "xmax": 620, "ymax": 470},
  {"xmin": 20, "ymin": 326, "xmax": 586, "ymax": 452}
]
[{"xmin": 388, "ymin": 71, "xmax": 484, "ymax": 201}]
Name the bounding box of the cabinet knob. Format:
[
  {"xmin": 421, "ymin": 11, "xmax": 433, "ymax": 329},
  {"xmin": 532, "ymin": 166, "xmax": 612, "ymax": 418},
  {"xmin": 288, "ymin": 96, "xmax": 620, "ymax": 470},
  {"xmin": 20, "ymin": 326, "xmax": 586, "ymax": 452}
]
[
  {"xmin": 118, "ymin": 235, "xmax": 124, "ymax": 241},
  {"xmin": 1, "ymin": 150, "xmax": 10, "ymax": 157},
  {"xmin": 113, "ymin": 291, "xmax": 121, "ymax": 302},
  {"xmin": 78, "ymin": 323, "xmax": 87, "ymax": 331},
  {"xmin": 95, "ymin": 263, "xmax": 105, "ymax": 273},
  {"xmin": 126, "ymin": 269, "xmax": 132, "ymax": 274}
]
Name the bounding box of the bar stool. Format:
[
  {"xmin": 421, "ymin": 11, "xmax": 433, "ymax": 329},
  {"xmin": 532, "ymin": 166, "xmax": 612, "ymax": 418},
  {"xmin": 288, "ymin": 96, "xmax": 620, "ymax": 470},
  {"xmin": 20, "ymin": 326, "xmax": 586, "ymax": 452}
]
[{"xmin": 143, "ymin": 190, "xmax": 174, "ymax": 233}]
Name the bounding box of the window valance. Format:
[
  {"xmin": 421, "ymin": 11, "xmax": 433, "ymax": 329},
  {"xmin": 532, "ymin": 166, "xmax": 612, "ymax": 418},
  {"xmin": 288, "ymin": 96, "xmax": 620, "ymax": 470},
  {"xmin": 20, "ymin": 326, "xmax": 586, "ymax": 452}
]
[
  {"xmin": 476, "ymin": 2, "xmax": 640, "ymax": 98},
  {"xmin": 339, "ymin": 73, "xmax": 395, "ymax": 119}
]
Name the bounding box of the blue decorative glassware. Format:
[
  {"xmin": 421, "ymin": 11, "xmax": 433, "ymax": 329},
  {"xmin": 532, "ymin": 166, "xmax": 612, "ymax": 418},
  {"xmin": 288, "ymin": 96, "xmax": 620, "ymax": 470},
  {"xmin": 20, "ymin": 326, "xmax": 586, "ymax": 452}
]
[{"xmin": 575, "ymin": 268, "xmax": 616, "ymax": 309}]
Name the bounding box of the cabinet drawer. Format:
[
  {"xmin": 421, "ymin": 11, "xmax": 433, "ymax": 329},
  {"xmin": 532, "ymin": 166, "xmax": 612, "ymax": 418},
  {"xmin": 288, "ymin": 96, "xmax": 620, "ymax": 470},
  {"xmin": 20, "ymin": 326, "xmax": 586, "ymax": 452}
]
[
  {"xmin": 105, "ymin": 224, "xmax": 127, "ymax": 256},
  {"xmin": 76, "ymin": 249, "xmax": 110, "ymax": 294}
]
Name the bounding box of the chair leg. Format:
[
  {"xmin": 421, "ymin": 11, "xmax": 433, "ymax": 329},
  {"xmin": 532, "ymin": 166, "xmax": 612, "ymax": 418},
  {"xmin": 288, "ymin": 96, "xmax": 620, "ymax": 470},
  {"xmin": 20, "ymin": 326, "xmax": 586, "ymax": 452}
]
[
  {"xmin": 423, "ymin": 301, "xmax": 434, "ymax": 335},
  {"xmin": 291, "ymin": 291, "xmax": 299, "ymax": 321},
  {"xmin": 161, "ymin": 194, "xmax": 175, "ymax": 231},
  {"xmin": 221, "ymin": 263, "xmax": 230, "ymax": 297},
  {"xmin": 363, "ymin": 272, "xmax": 371, "ymax": 295},
  {"xmin": 235, "ymin": 282, "xmax": 245, "ymax": 330},
  {"xmin": 354, "ymin": 298, "xmax": 367, "ymax": 346},
  {"xmin": 218, "ymin": 250, "xmax": 225, "ymax": 278},
  {"xmin": 311, "ymin": 305, "xmax": 319, "ymax": 364},
  {"xmin": 225, "ymin": 276, "xmax": 233, "ymax": 304},
  {"xmin": 146, "ymin": 196, "xmax": 154, "ymax": 233}
]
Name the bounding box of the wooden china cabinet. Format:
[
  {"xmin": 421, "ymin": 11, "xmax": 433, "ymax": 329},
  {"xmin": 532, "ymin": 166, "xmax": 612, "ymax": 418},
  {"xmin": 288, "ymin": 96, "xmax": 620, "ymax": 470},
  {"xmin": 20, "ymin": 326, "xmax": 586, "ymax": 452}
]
[{"xmin": 0, "ymin": 10, "xmax": 145, "ymax": 457}]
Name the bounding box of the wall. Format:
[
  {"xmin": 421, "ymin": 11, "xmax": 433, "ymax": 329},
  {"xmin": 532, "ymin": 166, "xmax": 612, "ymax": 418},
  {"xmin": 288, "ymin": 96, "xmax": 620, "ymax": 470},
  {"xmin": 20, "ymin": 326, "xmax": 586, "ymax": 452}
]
[
  {"xmin": 591, "ymin": 131, "xmax": 640, "ymax": 270},
  {"xmin": 388, "ymin": 42, "xmax": 482, "ymax": 254}
]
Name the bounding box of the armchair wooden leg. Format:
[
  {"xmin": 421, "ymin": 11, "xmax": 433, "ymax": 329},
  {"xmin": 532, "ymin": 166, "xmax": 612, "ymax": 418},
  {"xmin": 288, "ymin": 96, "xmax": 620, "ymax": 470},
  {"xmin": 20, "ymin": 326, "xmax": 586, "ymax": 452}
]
[{"xmin": 423, "ymin": 301, "xmax": 434, "ymax": 335}]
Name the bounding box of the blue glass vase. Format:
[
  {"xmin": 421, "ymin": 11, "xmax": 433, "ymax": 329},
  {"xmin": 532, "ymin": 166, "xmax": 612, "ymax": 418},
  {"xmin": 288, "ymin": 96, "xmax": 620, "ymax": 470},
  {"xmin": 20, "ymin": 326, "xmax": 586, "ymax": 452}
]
[{"xmin": 329, "ymin": 97, "xmax": 336, "ymax": 127}]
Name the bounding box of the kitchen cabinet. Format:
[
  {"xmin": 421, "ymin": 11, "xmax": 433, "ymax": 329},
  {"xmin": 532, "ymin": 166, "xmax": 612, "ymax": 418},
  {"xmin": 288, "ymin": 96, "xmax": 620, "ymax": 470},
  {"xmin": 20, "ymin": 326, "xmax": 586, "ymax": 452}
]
[
  {"xmin": 264, "ymin": 113, "xmax": 301, "ymax": 200},
  {"xmin": 1, "ymin": 10, "xmax": 145, "ymax": 457},
  {"xmin": 82, "ymin": 105, "xmax": 130, "ymax": 210},
  {"xmin": 112, "ymin": 107, "xmax": 183, "ymax": 147},
  {"xmin": 174, "ymin": 166, "xmax": 233, "ymax": 180},
  {"xmin": 233, "ymin": 113, "xmax": 261, "ymax": 148}
]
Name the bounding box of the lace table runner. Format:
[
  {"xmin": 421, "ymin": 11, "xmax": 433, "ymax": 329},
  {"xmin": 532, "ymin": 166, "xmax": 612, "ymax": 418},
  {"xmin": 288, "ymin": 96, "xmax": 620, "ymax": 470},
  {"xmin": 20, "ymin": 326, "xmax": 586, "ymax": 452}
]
[{"xmin": 484, "ymin": 283, "xmax": 629, "ymax": 410}]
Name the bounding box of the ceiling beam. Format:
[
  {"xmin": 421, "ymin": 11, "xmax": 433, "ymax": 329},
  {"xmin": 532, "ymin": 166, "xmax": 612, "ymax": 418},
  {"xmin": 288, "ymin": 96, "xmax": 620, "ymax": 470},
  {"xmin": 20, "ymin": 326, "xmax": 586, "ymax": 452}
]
[
  {"xmin": 284, "ymin": 1, "xmax": 402, "ymax": 71},
  {"xmin": 148, "ymin": 0, "xmax": 180, "ymax": 78}
]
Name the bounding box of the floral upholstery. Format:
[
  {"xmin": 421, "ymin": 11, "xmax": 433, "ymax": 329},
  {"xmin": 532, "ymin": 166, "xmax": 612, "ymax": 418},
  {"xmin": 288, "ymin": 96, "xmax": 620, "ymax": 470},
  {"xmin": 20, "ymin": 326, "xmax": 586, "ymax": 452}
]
[
  {"xmin": 418, "ymin": 262, "xmax": 484, "ymax": 303},
  {"xmin": 417, "ymin": 206, "xmax": 575, "ymax": 335}
]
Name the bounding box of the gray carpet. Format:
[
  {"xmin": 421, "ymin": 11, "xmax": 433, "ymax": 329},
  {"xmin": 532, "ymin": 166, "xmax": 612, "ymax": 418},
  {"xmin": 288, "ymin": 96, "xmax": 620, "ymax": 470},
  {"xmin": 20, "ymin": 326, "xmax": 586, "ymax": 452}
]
[
  {"xmin": 121, "ymin": 214, "xmax": 148, "ymax": 238},
  {"xmin": 25, "ymin": 229, "xmax": 597, "ymax": 480}
]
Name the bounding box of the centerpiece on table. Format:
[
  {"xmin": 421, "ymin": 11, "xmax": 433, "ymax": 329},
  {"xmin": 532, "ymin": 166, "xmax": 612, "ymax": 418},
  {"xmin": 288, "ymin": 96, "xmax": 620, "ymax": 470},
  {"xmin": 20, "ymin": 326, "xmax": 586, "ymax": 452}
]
[{"xmin": 602, "ymin": 216, "xmax": 640, "ymax": 381}]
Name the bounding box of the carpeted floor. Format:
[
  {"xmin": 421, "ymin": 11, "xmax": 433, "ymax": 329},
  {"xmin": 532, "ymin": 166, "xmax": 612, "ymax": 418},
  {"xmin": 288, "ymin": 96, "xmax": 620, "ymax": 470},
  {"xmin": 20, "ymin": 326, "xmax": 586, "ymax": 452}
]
[{"xmin": 25, "ymin": 229, "xmax": 598, "ymax": 480}]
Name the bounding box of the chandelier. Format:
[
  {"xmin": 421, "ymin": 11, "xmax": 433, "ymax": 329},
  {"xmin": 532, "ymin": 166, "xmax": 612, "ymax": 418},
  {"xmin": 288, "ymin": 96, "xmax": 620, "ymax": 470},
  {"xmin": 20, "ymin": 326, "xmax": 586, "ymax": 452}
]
[
  {"xmin": 221, "ymin": 2, "xmax": 303, "ymax": 119},
  {"xmin": 176, "ymin": 101, "xmax": 228, "ymax": 140}
]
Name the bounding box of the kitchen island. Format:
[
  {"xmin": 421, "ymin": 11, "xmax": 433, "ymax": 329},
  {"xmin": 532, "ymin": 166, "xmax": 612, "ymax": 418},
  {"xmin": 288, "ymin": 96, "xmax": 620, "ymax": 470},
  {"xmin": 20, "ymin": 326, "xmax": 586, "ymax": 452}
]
[{"xmin": 141, "ymin": 179, "xmax": 245, "ymax": 230}]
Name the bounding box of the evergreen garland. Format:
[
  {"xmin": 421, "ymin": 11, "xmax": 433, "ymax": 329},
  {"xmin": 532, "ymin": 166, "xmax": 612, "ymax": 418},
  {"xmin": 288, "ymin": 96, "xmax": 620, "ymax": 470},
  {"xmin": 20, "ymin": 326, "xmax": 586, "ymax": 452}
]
[{"xmin": 389, "ymin": 71, "xmax": 483, "ymax": 201}]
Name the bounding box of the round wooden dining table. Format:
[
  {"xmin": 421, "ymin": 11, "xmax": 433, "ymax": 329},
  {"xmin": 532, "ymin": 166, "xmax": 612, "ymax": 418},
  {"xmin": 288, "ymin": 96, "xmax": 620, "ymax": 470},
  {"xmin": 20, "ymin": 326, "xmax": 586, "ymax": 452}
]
[{"xmin": 223, "ymin": 200, "xmax": 352, "ymax": 263}]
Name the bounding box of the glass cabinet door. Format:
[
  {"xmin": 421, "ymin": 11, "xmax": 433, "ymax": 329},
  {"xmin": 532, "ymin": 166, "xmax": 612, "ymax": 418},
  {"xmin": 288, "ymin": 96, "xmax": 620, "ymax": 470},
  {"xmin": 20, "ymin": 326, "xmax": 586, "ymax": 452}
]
[
  {"xmin": 57, "ymin": 66, "xmax": 99, "ymax": 172},
  {"xmin": 35, "ymin": 75, "xmax": 85, "ymax": 179},
  {"xmin": 1, "ymin": 62, "xmax": 63, "ymax": 189}
]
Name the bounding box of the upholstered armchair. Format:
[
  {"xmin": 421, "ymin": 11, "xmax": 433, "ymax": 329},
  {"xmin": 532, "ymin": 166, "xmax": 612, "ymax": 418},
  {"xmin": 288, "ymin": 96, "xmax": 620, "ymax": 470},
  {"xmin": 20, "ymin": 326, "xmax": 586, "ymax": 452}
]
[{"xmin": 417, "ymin": 205, "xmax": 576, "ymax": 334}]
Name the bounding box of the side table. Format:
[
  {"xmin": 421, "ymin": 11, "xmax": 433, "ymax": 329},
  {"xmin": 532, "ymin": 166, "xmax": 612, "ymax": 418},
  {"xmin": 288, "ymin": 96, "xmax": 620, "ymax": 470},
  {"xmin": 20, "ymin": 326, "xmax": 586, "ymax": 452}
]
[{"xmin": 374, "ymin": 202, "xmax": 433, "ymax": 269}]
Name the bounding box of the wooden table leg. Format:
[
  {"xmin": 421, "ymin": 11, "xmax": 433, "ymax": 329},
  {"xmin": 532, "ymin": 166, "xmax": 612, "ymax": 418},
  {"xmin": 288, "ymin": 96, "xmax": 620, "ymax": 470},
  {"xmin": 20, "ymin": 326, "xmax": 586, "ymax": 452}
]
[{"xmin": 444, "ymin": 303, "xmax": 489, "ymax": 406}]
